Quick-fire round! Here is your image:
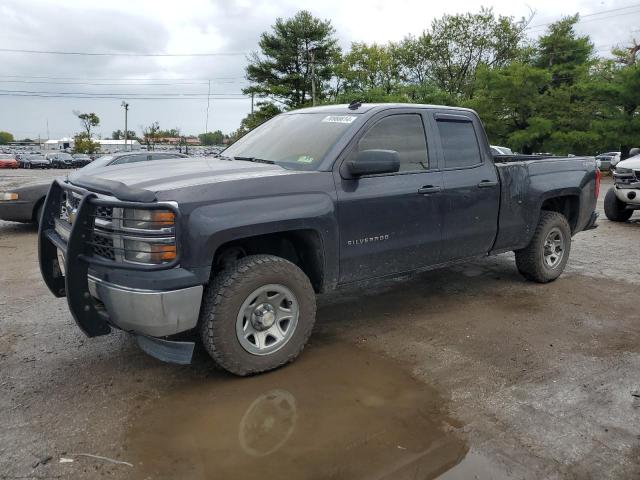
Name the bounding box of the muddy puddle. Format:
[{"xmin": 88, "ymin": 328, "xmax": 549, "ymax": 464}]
[{"xmin": 125, "ymin": 342, "xmax": 469, "ymax": 479}]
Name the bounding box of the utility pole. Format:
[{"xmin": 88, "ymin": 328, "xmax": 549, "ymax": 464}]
[
  {"xmin": 251, "ymin": 92, "xmax": 254, "ymax": 114},
  {"xmin": 205, "ymin": 80, "xmax": 211, "ymax": 133},
  {"xmin": 121, "ymin": 101, "xmax": 129, "ymax": 151},
  {"xmin": 46, "ymin": 119, "xmax": 50, "ymax": 140},
  {"xmin": 310, "ymin": 47, "xmax": 317, "ymax": 107}
]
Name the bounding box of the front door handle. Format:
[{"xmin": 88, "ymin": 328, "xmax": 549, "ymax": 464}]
[
  {"xmin": 477, "ymin": 180, "xmax": 498, "ymax": 188},
  {"xmin": 417, "ymin": 185, "xmax": 442, "ymax": 195}
]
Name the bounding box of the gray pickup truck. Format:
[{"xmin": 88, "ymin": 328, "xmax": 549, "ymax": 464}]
[{"xmin": 38, "ymin": 103, "xmax": 599, "ymax": 375}]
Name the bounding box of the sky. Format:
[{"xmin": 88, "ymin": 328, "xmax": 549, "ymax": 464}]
[{"xmin": 0, "ymin": 0, "xmax": 638, "ymax": 140}]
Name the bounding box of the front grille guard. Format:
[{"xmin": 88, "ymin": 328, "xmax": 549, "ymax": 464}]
[{"xmin": 38, "ymin": 178, "xmax": 181, "ymax": 338}]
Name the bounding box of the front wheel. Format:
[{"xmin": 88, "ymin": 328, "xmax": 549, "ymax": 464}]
[
  {"xmin": 515, "ymin": 211, "xmax": 572, "ymax": 283},
  {"xmin": 199, "ymin": 254, "xmax": 316, "ymax": 376}
]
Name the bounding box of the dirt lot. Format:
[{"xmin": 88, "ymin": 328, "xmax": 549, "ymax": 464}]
[{"xmin": 0, "ymin": 172, "xmax": 639, "ymax": 479}]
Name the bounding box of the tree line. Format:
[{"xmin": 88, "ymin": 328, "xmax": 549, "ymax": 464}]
[{"xmin": 238, "ymin": 9, "xmax": 640, "ymax": 157}]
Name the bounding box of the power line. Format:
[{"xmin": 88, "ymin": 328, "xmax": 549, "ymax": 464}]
[
  {"xmin": 0, "ymin": 89, "xmax": 246, "ymax": 97},
  {"xmin": 527, "ymin": 4, "xmax": 640, "ymax": 31},
  {"xmin": 0, "ymin": 74, "xmax": 246, "ymax": 81},
  {"xmin": 0, "ymin": 93, "xmax": 249, "ymax": 100},
  {"xmin": 0, "ymin": 48, "xmax": 247, "ymax": 57}
]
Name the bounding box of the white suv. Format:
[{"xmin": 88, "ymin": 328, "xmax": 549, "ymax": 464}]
[{"xmin": 605, "ymin": 154, "xmax": 640, "ymax": 222}]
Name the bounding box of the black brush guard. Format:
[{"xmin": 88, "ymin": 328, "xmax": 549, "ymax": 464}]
[{"xmin": 38, "ymin": 179, "xmax": 112, "ymax": 337}]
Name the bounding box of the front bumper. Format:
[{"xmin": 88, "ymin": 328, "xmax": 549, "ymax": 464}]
[
  {"xmin": 87, "ymin": 275, "xmax": 202, "ymax": 337},
  {"xmin": 38, "ymin": 179, "xmax": 203, "ymax": 341},
  {"xmin": 0, "ymin": 200, "xmax": 34, "ymax": 222},
  {"xmin": 614, "ymin": 186, "xmax": 640, "ymax": 206}
]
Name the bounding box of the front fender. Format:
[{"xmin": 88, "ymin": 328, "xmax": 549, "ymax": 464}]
[{"xmin": 181, "ymin": 193, "xmax": 339, "ymax": 289}]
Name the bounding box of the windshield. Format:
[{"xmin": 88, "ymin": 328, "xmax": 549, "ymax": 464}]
[
  {"xmin": 58, "ymin": 153, "xmax": 73, "ymax": 159},
  {"xmin": 222, "ymin": 113, "xmax": 358, "ymax": 170},
  {"xmin": 79, "ymin": 155, "xmax": 114, "ymax": 171}
]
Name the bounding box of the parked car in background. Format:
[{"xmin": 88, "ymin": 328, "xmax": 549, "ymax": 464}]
[
  {"xmin": 490, "ymin": 145, "xmax": 514, "ymax": 155},
  {"xmin": 596, "ymin": 152, "xmax": 620, "ymax": 171},
  {"xmin": 604, "ymin": 153, "xmax": 640, "ymax": 222},
  {"xmin": 46, "ymin": 152, "xmax": 75, "ymax": 169},
  {"xmin": 0, "ymin": 151, "xmax": 188, "ymax": 225},
  {"xmin": 0, "ymin": 154, "xmax": 19, "ymax": 169},
  {"xmin": 21, "ymin": 154, "xmax": 51, "ymax": 169},
  {"xmin": 72, "ymin": 154, "xmax": 92, "ymax": 168}
]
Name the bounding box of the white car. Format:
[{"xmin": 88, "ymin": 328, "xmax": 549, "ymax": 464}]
[
  {"xmin": 608, "ymin": 151, "xmax": 622, "ymax": 169},
  {"xmin": 605, "ymin": 154, "xmax": 640, "ymax": 221}
]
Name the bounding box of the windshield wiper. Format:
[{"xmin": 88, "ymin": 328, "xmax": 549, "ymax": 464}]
[
  {"xmin": 232, "ymin": 156, "xmax": 275, "ymax": 165},
  {"xmin": 213, "ymin": 153, "xmax": 233, "ymax": 161}
]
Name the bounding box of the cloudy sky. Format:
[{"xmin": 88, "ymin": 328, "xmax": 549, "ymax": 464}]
[{"xmin": 0, "ymin": 0, "xmax": 638, "ymax": 140}]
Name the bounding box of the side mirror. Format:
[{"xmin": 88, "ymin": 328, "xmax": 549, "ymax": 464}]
[{"xmin": 346, "ymin": 149, "xmax": 400, "ymax": 177}]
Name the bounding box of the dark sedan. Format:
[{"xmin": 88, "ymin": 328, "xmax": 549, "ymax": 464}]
[
  {"xmin": 47, "ymin": 152, "xmax": 75, "ymax": 168},
  {"xmin": 0, "ymin": 151, "xmax": 188, "ymax": 224},
  {"xmin": 72, "ymin": 154, "xmax": 92, "ymax": 167},
  {"xmin": 21, "ymin": 154, "xmax": 51, "ymax": 169}
]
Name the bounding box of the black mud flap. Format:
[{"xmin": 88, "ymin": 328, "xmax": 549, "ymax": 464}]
[
  {"xmin": 136, "ymin": 335, "xmax": 195, "ymax": 365},
  {"xmin": 38, "ymin": 181, "xmax": 111, "ymax": 337}
]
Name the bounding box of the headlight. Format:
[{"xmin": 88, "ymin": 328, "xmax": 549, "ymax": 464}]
[
  {"xmin": 123, "ymin": 208, "xmax": 175, "ymax": 231},
  {"xmin": 123, "ymin": 239, "xmax": 176, "ymax": 264},
  {"xmin": 614, "ymin": 167, "xmax": 632, "ymax": 175},
  {"xmin": 0, "ymin": 192, "xmax": 18, "ymax": 201}
]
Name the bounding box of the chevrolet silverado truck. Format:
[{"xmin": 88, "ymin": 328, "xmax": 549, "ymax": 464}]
[{"xmin": 38, "ymin": 103, "xmax": 600, "ymax": 376}]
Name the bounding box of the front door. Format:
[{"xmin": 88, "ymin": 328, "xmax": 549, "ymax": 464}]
[{"xmin": 335, "ymin": 112, "xmax": 444, "ymax": 283}]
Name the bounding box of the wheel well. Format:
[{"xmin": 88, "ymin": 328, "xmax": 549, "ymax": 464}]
[
  {"xmin": 541, "ymin": 195, "xmax": 579, "ymax": 232},
  {"xmin": 212, "ymin": 230, "xmax": 324, "ymax": 293}
]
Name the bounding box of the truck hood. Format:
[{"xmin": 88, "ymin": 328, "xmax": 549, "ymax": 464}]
[
  {"xmin": 616, "ymin": 155, "xmax": 640, "ymax": 170},
  {"xmin": 67, "ymin": 157, "xmax": 304, "ymax": 193}
]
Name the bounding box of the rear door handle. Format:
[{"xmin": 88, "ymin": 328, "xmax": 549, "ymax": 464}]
[
  {"xmin": 417, "ymin": 185, "xmax": 442, "ymax": 195},
  {"xmin": 477, "ymin": 180, "xmax": 498, "ymax": 188}
]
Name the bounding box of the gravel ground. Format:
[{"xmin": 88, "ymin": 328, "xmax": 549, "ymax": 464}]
[{"xmin": 0, "ymin": 173, "xmax": 638, "ymax": 479}]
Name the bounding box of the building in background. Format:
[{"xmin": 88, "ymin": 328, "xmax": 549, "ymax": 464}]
[{"xmin": 42, "ymin": 138, "xmax": 141, "ymax": 153}]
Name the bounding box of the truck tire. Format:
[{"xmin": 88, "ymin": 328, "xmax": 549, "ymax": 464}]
[
  {"xmin": 199, "ymin": 254, "xmax": 316, "ymax": 376},
  {"xmin": 604, "ymin": 188, "xmax": 633, "ymax": 222},
  {"xmin": 515, "ymin": 211, "xmax": 571, "ymax": 283}
]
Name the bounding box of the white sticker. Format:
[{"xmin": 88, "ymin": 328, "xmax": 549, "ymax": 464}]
[{"xmin": 322, "ymin": 115, "xmax": 357, "ymax": 124}]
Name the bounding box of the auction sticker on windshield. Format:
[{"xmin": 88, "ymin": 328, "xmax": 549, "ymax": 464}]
[{"xmin": 322, "ymin": 115, "xmax": 357, "ymax": 124}]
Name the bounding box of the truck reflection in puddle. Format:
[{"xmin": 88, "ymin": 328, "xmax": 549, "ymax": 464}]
[{"xmin": 125, "ymin": 342, "xmax": 468, "ymax": 479}]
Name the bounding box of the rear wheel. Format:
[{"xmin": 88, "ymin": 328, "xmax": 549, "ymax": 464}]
[
  {"xmin": 200, "ymin": 254, "xmax": 316, "ymax": 376},
  {"xmin": 604, "ymin": 188, "xmax": 633, "ymax": 222},
  {"xmin": 515, "ymin": 211, "xmax": 571, "ymax": 283}
]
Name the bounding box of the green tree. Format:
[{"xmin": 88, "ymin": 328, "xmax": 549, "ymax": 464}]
[
  {"xmin": 74, "ymin": 111, "xmax": 100, "ymax": 138},
  {"xmin": 73, "ymin": 133, "xmax": 100, "ymax": 154},
  {"xmin": 244, "ymin": 10, "xmax": 341, "ymax": 108},
  {"xmin": 337, "ymin": 42, "xmax": 403, "ymax": 97},
  {"xmin": 590, "ymin": 48, "xmax": 640, "ymax": 158},
  {"xmin": 199, "ymin": 130, "xmax": 225, "ymax": 145},
  {"xmin": 112, "ymin": 129, "xmax": 137, "ymax": 141},
  {"xmin": 0, "ymin": 131, "xmax": 14, "ymax": 144},
  {"xmin": 398, "ymin": 8, "xmax": 529, "ymax": 99},
  {"xmin": 141, "ymin": 122, "xmax": 160, "ymax": 150}
]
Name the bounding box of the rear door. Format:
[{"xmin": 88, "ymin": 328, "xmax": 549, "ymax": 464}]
[
  {"xmin": 431, "ymin": 112, "xmax": 500, "ymax": 260},
  {"xmin": 334, "ymin": 110, "xmax": 444, "ymax": 283}
]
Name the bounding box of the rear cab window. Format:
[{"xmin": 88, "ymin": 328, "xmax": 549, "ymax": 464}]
[{"xmin": 436, "ymin": 117, "xmax": 482, "ymax": 169}]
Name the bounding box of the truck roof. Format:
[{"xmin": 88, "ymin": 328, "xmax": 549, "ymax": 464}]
[{"xmin": 285, "ymin": 103, "xmax": 476, "ymax": 116}]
